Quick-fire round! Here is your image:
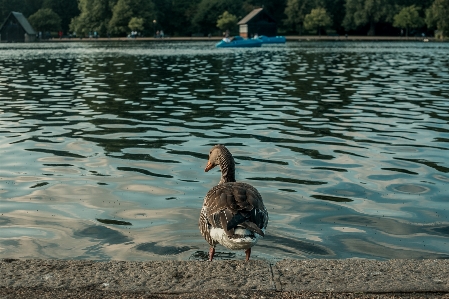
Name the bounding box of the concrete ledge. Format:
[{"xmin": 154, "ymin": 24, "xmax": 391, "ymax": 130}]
[
  {"xmin": 1, "ymin": 259, "xmax": 448, "ymax": 298},
  {"xmin": 275, "ymin": 259, "xmax": 449, "ymax": 292}
]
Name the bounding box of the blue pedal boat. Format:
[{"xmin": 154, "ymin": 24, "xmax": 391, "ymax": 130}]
[
  {"xmin": 216, "ymin": 36, "xmax": 263, "ymax": 48},
  {"xmin": 257, "ymin": 35, "xmax": 286, "ymax": 44}
]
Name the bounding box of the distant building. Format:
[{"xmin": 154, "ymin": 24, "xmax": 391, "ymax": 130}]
[
  {"xmin": 237, "ymin": 8, "xmax": 277, "ymax": 38},
  {"xmin": 0, "ymin": 11, "xmax": 36, "ymax": 42}
]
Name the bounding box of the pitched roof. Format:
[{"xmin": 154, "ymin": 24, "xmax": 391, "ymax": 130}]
[
  {"xmin": 0, "ymin": 11, "xmax": 36, "ymax": 35},
  {"xmin": 13, "ymin": 12, "xmax": 36, "ymax": 34},
  {"xmin": 237, "ymin": 8, "xmax": 264, "ymax": 25}
]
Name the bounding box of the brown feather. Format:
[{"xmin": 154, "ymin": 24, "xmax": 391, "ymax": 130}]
[{"xmin": 200, "ymin": 182, "xmax": 268, "ymax": 240}]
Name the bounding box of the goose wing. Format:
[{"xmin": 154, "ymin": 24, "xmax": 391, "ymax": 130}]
[{"xmin": 199, "ymin": 182, "xmax": 268, "ymax": 243}]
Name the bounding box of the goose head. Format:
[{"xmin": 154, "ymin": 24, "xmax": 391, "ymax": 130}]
[{"xmin": 204, "ymin": 144, "xmax": 236, "ymax": 184}]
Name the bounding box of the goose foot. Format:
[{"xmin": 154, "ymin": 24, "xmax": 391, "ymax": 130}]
[
  {"xmin": 245, "ymin": 248, "xmax": 251, "ymax": 261},
  {"xmin": 209, "ymin": 247, "xmax": 215, "ymax": 261}
]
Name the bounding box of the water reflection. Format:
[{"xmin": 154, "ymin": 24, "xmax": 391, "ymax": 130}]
[
  {"xmin": 136, "ymin": 242, "xmax": 192, "ymax": 255},
  {"xmin": 0, "ymin": 41, "xmax": 448, "ymax": 261}
]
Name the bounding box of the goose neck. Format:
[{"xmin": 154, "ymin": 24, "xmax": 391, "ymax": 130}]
[{"xmin": 218, "ymin": 153, "xmax": 235, "ymax": 184}]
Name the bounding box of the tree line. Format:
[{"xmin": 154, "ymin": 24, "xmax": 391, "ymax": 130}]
[{"xmin": 1, "ymin": 0, "xmax": 448, "ymax": 38}]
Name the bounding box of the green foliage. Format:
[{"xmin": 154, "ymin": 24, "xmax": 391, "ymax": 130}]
[
  {"xmin": 216, "ymin": 11, "xmax": 238, "ymax": 31},
  {"xmin": 69, "ymin": 0, "xmax": 116, "ymax": 36},
  {"xmin": 129, "ymin": 17, "xmax": 144, "ymax": 32},
  {"xmin": 323, "ymin": 0, "xmax": 345, "ymax": 33},
  {"xmin": 192, "ymin": 0, "xmax": 243, "ymax": 34},
  {"xmin": 42, "ymin": 0, "xmax": 79, "ymax": 32},
  {"xmin": 0, "ymin": 0, "xmax": 440, "ymax": 37},
  {"xmin": 108, "ymin": 0, "xmax": 154, "ymax": 36},
  {"xmin": 28, "ymin": 8, "xmax": 61, "ymax": 32},
  {"xmin": 0, "ymin": 0, "xmax": 43, "ymax": 20},
  {"xmin": 393, "ymin": 5, "xmax": 423, "ymax": 36},
  {"xmin": 108, "ymin": 0, "xmax": 133, "ymax": 34},
  {"xmin": 152, "ymin": 0, "xmax": 200, "ymax": 36},
  {"xmin": 426, "ymin": 0, "xmax": 449, "ymax": 38},
  {"xmin": 343, "ymin": 0, "xmax": 392, "ymax": 35},
  {"xmin": 284, "ymin": 0, "xmax": 317, "ymax": 34},
  {"xmin": 283, "ymin": 0, "xmax": 342, "ymax": 34},
  {"xmin": 304, "ymin": 7, "xmax": 332, "ymax": 35}
]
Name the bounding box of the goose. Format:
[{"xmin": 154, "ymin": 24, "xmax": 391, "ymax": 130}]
[{"xmin": 199, "ymin": 144, "xmax": 268, "ymax": 261}]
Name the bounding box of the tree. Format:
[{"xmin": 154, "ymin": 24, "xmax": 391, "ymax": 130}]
[
  {"xmin": 69, "ymin": 0, "xmax": 116, "ymax": 37},
  {"xmin": 283, "ymin": 0, "xmax": 345, "ymax": 34},
  {"xmin": 426, "ymin": 0, "xmax": 449, "ymax": 38},
  {"xmin": 343, "ymin": 0, "xmax": 392, "ymax": 35},
  {"xmin": 216, "ymin": 11, "xmax": 238, "ymax": 31},
  {"xmin": 42, "ymin": 0, "xmax": 79, "ymax": 33},
  {"xmin": 393, "ymin": 5, "xmax": 423, "ymax": 37},
  {"xmin": 108, "ymin": 0, "xmax": 133, "ymax": 35},
  {"xmin": 304, "ymin": 7, "xmax": 332, "ymax": 36},
  {"xmin": 109, "ymin": 0, "xmax": 155, "ymax": 36},
  {"xmin": 173, "ymin": 0, "xmax": 201, "ymax": 36},
  {"xmin": 192, "ymin": 0, "xmax": 243, "ymax": 34},
  {"xmin": 152, "ymin": 0, "xmax": 200, "ymax": 36},
  {"xmin": 322, "ymin": 0, "xmax": 345, "ymax": 34},
  {"xmin": 395, "ymin": 0, "xmax": 434, "ymax": 7},
  {"xmin": 28, "ymin": 8, "xmax": 61, "ymax": 32},
  {"xmin": 284, "ymin": 0, "xmax": 324, "ymax": 34},
  {"xmin": 129, "ymin": 17, "xmax": 144, "ymax": 32},
  {"xmin": 0, "ymin": 0, "xmax": 43, "ymax": 20}
]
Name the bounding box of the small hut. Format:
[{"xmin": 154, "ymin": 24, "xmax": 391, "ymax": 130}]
[
  {"xmin": 237, "ymin": 8, "xmax": 277, "ymax": 38},
  {"xmin": 0, "ymin": 11, "xmax": 36, "ymax": 42}
]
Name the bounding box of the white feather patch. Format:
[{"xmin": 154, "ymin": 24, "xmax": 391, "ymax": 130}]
[{"xmin": 209, "ymin": 227, "xmax": 265, "ymax": 250}]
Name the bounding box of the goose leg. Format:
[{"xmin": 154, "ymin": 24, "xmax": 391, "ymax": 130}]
[
  {"xmin": 209, "ymin": 247, "xmax": 215, "ymax": 261},
  {"xmin": 245, "ymin": 248, "xmax": 251, "ymax": 261}
]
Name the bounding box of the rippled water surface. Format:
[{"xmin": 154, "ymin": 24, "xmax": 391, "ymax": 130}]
[{"xmin": 1, "ymin": 41, "xmax": 448, "ymax": 261}]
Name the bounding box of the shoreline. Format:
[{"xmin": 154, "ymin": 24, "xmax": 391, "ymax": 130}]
[
  {"xmin": 8, "ymin": 35, "xmax": 436, "ymax": 43},
  {"xmin": 1, "ymin": 258, "xmax": 448, "ymax": 298}
]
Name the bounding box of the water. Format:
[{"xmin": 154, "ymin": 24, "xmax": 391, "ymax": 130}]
[{"xmin": 0, "ymin": 41, "xmax": 448, "ymax": 261}]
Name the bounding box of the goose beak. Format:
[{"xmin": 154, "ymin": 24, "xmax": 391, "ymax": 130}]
[{"xmin": 205, "ymin": 161, "xmax": 215, "ymax": 172}]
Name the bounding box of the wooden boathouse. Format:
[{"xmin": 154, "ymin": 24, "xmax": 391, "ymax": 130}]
[
  {"xmin": 0, "ymin": 11, "xmax": 36, "ymax": 42},
  {"xmin": 237, "ymin": 8, "xmax": 277, "ymax": 38}
]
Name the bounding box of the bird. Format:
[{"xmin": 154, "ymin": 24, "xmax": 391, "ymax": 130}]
[{"xmin": 199, "ymin": 144, "xmax": 268, "ymax": 261}]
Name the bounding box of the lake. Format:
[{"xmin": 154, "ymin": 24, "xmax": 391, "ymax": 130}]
[{"xmin": 0, "ymin": 41, "xmax": 448, "ymax": 261}]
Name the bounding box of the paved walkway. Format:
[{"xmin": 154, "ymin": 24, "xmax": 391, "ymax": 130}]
[{"xmin": 1, "ymin": 259, "xmax": 448, "ymax": 298}]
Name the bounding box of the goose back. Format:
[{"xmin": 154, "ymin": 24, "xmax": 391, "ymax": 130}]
[{"xmin": 199, "ymin": 181, "xmax": 268, "ymax": 247}]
